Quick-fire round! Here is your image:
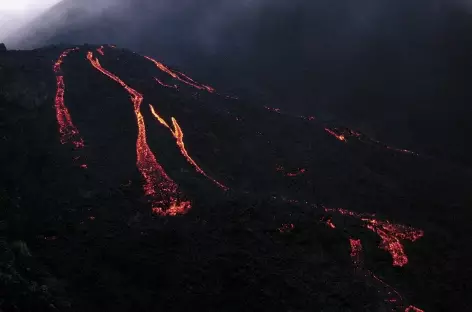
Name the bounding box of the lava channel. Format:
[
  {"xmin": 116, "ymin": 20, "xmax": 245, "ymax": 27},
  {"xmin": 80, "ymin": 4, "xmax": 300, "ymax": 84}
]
[
  {"xmin": 348, "ymin": 239, "xmax": 424, "ymax": 312},
  {"xmin": 154, "ymin": 78, "xmax": 178, "ymax": 90},
  {"xmin": 143, "ymin": 55, "xmax": 215, "ymax": 93},
  {"xmin": 53, "ymin": 48, "xmax": 85, "ymax": 150},
  {"xmin": 149, "ymin": 104, "xmax": 228, "ymax": 190},
  {"xmin": 325, "ymin": 207, "xmax": 424, "ymax": 267},
  {"xmin": 87, "ymin": 51, "xmax": 190, "ymax": 215}
]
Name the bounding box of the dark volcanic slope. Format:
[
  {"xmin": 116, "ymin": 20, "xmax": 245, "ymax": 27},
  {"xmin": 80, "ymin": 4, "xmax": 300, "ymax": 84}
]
[{"xmin": 1, "ymin": 44, "xmax": 472, "ymax": 312}]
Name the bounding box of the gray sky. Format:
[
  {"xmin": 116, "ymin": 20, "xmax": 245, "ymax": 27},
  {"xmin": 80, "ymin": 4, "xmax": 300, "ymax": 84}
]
[{"xmin": 0, "ymin": 0, "xmax": 62, "ymax": 41}]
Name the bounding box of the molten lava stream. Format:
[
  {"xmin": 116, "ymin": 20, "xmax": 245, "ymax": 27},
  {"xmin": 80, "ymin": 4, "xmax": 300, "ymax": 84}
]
[
  {"xmin": 348, "ymin": 238, "xmax": 424, "ymax": 312},
  {"xmin": 154, "ymin": 78, "xmax": 178, "ymax": 90},
  {"xmin": 149, "ymin": 104, "xmax": 228, "ymax": 190},
  {"xmin": 324, "ymin": 207, "xmax": 424, "ymax": 267},
  {"xmin": 324, "ymin": 128, "xmax": 346, "ymax": 142},
  {"xmin": 53, "ymin": 48, "xmax": 86, "ymax": 165},
  {"xmin": 86, "ymin": 51, "xmax": 190, "ymax": 215},
  {"xmin": 143, "ymin": 55, "xmax": 215, "ymax": 93}
]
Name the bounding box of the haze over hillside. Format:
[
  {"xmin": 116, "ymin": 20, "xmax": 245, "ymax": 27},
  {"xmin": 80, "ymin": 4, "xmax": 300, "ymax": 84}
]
[{"xmin": 5, "ymin": 0, "xmax": 472, "ymax": 167}]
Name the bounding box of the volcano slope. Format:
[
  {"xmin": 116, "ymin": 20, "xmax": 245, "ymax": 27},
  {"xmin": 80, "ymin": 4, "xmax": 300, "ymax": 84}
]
[{"xmin": 0, "ymin": 44, "xmax": 471, "ymax": 312}]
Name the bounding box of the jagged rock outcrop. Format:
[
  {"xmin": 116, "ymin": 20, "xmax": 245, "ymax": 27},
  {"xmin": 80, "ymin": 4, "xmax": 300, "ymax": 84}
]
[{"xmin": 0, "ymin": 43, "xmax": 6, "ymax": 52}]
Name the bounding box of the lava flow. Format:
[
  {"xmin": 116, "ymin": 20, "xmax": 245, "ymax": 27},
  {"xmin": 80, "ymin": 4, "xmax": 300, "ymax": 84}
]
[
  {"xmin": 96, "ymin": 45, "xmax": 105, "ymax": 56},
  {"xmin": 348, "ymin": 238, "xmax": 424, "ymax": 311},
  {"xmin": 324, "ymin": 207, "xmax": 424, "ymax": 267},
  {"xmin": 324, "ymin": 126, "xmax": 418, "ymax": 155},
  {"xmin": 154, "ymin": 78, "xmax": 178, "ymax": 90},
  {"xmin": 53, "ymin": 48, "xmax": 85, "ymax": 149},
  {"xmin": 143, "ymin": 55, "xmax": 215, "ymax": 93},
  {"xmin": 86, "ymin": 51, "xmax": 190, "ymax": 215},
  {"xmin": 149, "ymin": 104, "xmax": 228, "ymax": 190},
  {"xmin": 324, "ymin": 128, "xmax": 347, "ymax": 142}
]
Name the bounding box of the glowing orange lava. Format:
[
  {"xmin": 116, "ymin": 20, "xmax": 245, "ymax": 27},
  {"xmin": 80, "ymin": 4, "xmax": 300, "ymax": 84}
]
[
  {"xmin": 53, "ymin": 48, "xmax": 85, "ymax": 150},
  {"xmin": 87, "ymin": 51, "xmax": 190, "ymax": 215},
  {"xmin": 149, "ymin": 104, "xmax": 228, "ymax": 190},
  {"xmin": 324, "ymin": 207, "xmax": 423, "ymax": 267},
  {"xmin": 363, "ymin": 219, "xmax": 424, "ymax": 267},
  {"xmin": 326, "ymin": 218, "xmax": 336, "ymax": 229},
  {"xmin": 324, "ymin": 126, "xmax": 418, "ymax": 156},
  {"xmin": 143, "ymin": 55, "xmax": 215, "ymax": 93},
  {"xmin": 348, "ymin": 237, "xmax": 424, "ymax": 311},
  {"xmin": 349, "ymin": 238, "xmax": 362, "ymax": 266},
  {"xmin": 324, "ymin": 128, "xmax": 347, "ymax": 142},
  {"xmin": 154, "ymin": 77, "xmax": 178, "ymax": 90},
  {"xmin": 97, "ymin": 45, "xmax": 105, "ymax": 56}
]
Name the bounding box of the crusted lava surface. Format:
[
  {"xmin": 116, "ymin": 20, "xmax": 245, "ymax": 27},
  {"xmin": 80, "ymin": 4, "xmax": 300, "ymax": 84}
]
[{"xmin": 1, "ymin": 44, "xmax": 472, "ymax": 311}]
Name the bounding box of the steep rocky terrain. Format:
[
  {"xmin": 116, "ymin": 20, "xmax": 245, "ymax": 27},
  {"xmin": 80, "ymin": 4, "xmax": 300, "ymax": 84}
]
[{"xmin": 1, "ymin": 44, "xmax": 471, "ymax": 311}]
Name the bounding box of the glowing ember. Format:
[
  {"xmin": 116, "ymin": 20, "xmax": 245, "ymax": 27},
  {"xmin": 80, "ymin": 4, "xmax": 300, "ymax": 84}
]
[
  {"xmin": 53, "ymin": 48, "xmax": 85, "ymax": 150},
  {"xmin": 286, "ymin": 168, "xmax": 306, "ymax": 177},
  {"xmin": 363, "ymin": 219, "xmax": 424, "ymax": 267},
  {"xmin": 324, "ymin": 128, "xmax": 346, "ymax": 142},
  {"xmin": 97, "ymin": 45, "xmax": 105, "ymax": 56},
  {"xmin": 149, "ymin": 105, "xmax": 228, "ymax": 190},
  {"xmin": 349, "ymin": 238, "xmax": 362, "ymax": 266},
  {"xmin": 154, "ymin": 78, "xmax": 178, "ymax": 90},
  {"xmin": 347, "ymin": 236, "xmax": 424, "ymax": 311},
  {"xmin": 152, "ymin": 199, "xmax": 191, "ymax": 216},
  {"xmin": 325, "ymin": 207, "xmax": 423, "ymax": 267},
  {"xmin": 326, "ymin": 218, "xmax": 336, "ymax": 229},
  {"xmin": 143, "ymin": 55, "xmax": 215, "ymax": 93},
  {"xmin": 87, "ymin": 51, "xmax": 190, "ymax": 214},
  {"xmin": 278, "ymin": 223, "xmax": 294, "ymax": 233}
]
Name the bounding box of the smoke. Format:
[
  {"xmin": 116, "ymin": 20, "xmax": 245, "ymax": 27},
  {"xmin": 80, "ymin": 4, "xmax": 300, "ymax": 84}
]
[{"xmin": 0, "ymin": 0, "xmax": 63, "ymax": 41}]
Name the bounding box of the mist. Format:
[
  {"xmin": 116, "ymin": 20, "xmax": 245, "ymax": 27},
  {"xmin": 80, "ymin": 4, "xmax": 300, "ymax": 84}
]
[{"xmin": 0, "ymin": 0, "xmax": 64, "ymax": 40}]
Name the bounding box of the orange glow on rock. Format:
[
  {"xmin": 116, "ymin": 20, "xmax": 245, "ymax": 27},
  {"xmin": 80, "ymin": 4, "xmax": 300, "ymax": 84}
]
[
  {"xmin": 154, "ymin": 77, "xmax": 178, "ymax": 90},
  {"xmin": 149, "ymin": 105, "xmax": 228, "ymax": 190},
  {"xmin": 326, "ymin": 218, "xmax": 336, "ymax": 229},
  {"xmin": 363, "ymin": 219, "xmax": 424, "ymax": 267},
  {"xmin": 324, "ymin": 128, "xmax": 347, "ymax": 142},
  {"xmin": 53, "ymin": 48, "xmax": 85, "ymax": 150},
  {"xmin": 143, "ymin": 55, "xmax": 215, "ymax": 93},
  {"xmin": 325, "ymin": 207, "xmax": 423, "ymax": 267},
  {"xmin": 87, "ymin": 51, "xmax": 190, "ymax": 215},
  {"xmin": 152, "ymin": 200, "xmax": 191, "ymax": 216},
  {"xmin": 96, "ymin": 46, "xmax": 105, "ymax": 56},
  {"xmin": 349, "ymin": 238, "xmax": 362, "ymax": 266}
]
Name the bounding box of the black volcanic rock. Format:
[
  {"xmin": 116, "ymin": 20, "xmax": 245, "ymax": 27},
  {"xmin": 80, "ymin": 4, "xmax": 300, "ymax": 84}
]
[
  {"xmin": 1, "ymin": 44, "xmax": 472, "ymax": 311},
  {"xmin": 0, "ymin": 43, "xmax": 6, "ymax": 52}
]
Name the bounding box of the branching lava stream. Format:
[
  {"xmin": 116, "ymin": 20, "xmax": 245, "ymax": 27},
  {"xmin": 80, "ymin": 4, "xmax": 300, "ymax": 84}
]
[
  {"xmin": 143, "ymin": 55, "xmax": 215, "ymax": 93},
  {"xmin": 86, "ymin": 51, "xmax": 190, "ymax": 215},
  {"xmin": 149, "ymin": 104, "xmax": 228, "ymax": 190}
]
